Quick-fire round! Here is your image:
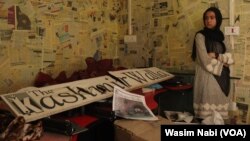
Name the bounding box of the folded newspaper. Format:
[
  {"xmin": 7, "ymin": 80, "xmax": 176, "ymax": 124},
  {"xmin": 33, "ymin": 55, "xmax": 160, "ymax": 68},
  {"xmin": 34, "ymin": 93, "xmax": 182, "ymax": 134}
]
[{"xmin": 112, "ymin": 86, "xmax": 158, "ymax": 121}]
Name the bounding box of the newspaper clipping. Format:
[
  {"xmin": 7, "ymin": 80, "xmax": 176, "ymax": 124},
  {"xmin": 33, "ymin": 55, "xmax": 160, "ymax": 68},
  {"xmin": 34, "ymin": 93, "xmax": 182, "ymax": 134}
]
[{"xmin": 113, "ymin": 86, "xmax": 158, "ymax": 121}]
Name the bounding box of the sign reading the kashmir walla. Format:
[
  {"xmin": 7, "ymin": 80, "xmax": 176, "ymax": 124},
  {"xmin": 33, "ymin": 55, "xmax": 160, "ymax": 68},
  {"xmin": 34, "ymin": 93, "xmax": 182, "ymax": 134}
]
[
  {"xmin": 0, "ymin": 67, "xmax": 174, "ymax": 122},
  {"xmin": 108, "ymin": 67, "xmax": 174, "ymax": 90}
]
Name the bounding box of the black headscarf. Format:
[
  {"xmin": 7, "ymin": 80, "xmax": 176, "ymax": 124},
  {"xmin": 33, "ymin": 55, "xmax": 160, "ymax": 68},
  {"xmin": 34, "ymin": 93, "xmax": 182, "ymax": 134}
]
[
  {"xmin": 191, "ymin": 7, "xmax": 230, "ymax": 96},
  {"xmin": 191, "ymin": 7, "xmax": 226, "ymax": 61}
]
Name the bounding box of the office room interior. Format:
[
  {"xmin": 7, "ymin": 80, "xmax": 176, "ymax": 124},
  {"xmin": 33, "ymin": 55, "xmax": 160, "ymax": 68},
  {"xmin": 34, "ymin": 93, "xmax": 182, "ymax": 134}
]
[{"xmin": 0, "ymin": 0, "xmax": 250, "ymax": 141}]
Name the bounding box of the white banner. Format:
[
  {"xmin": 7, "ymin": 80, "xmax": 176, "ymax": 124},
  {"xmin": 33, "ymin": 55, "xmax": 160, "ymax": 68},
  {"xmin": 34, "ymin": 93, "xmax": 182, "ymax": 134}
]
[{"xmin": 1, "ymin": 67, "xmax": 174, "ymax": 122}]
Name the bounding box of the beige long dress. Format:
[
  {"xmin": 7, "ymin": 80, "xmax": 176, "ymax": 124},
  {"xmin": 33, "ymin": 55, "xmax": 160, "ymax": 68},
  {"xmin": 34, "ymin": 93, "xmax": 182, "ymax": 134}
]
[{"xmin": 193, "ymin": 33, "xmax": 233, "ymax": 119}]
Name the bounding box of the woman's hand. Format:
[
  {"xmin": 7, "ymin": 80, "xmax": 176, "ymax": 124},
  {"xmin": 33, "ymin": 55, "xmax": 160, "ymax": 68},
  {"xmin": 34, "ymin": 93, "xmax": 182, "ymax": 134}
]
[
  {"xmin": 208, "ymin": 52, "xmax": 216, "ymax": 58},
  {"xmin": 224, "ymin": 63, "xmax": 229, "ymax": 67}
]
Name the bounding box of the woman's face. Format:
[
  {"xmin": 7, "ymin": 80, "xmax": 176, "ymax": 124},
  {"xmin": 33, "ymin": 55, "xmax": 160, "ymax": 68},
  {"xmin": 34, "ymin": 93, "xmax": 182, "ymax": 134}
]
[{"xmin": 204, "ymin": 11, "xmax": 217, "ymax": 29}]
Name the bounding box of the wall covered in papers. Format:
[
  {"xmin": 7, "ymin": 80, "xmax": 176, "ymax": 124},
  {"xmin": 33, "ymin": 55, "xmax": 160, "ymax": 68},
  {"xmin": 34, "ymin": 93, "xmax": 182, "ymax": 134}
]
[{"xmin": 0, "ymin": 0, "xmax": 250, "ymax": 95}]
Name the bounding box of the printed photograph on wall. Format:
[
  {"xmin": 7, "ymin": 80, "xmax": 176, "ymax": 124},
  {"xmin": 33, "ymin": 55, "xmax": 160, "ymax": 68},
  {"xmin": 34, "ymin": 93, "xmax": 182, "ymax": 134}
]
[{"xmin": 152, "ymin": 0, "xmax": 174, "ymax": 18}]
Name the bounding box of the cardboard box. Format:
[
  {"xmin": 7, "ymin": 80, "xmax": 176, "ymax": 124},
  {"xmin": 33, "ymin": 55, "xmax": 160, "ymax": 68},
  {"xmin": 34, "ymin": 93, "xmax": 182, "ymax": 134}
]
[
  {"xmin": 114, "ymin": 116, "xmax": 171, "ymax": 141},
  {"xmin": 39, "ymin": 132, "xmax": 71, "ymax": 141}
]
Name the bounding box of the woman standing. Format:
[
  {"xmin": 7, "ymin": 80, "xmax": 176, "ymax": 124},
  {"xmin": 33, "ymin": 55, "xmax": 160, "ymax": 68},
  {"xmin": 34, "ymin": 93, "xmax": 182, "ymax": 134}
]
[{"xmin": 191, "ymin": 7, "xmax": 234, "ymax": 120}]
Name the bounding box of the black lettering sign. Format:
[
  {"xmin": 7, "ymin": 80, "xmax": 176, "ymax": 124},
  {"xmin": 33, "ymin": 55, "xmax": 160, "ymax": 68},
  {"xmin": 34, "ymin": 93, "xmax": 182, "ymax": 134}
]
[{"xmin": 121, "ymin": 71, "xmax": 148, "ymax": 84}]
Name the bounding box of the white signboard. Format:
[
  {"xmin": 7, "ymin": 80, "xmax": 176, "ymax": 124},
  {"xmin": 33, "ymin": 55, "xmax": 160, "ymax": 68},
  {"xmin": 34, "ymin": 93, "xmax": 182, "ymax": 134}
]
[
  {"xmin": 1, "ymin": 67, "xmax": 174, "ymax": 122},
  {"xmin": 108, "ymin": 67, "xmax": 174, "ymax": 90}
]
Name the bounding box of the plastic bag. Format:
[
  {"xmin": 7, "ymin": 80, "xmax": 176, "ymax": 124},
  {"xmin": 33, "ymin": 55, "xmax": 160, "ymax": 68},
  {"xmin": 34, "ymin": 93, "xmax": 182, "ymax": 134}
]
[
  {"xmin": 202, "ymin": 110, "xmax": 224, "ymax": 125},
  {"xmin": 0, "ymin": 116, "xmax": 43, "ymax": 141}
]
